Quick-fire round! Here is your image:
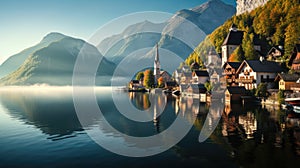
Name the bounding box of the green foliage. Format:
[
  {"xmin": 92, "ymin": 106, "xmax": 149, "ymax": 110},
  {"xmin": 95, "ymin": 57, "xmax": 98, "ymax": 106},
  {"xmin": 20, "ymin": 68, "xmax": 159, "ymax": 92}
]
[
  {"xmin": 204, "ymin": 82, "xmax": 212, "ymax": 92},
  {"xmin": 229, "ymin": 46, "xmax": 244, "ymax": 62},
  {"xmin": 136, "ymin": 71, "xmax": 144, "ymax": 80},
  {"xmin": 143, "ymin": 69, "xmax": 154, "ymax": 88},
  {"xmin": 186, "ymin": 0, "xmax": 300, "ymax": 64},
  {"xmin": 255, "ymin": 83, "xmax": 268, "ymax": 97},
  {"xmin": 277, "ymin": 89, "xmax": 285, "ymax": 104}
]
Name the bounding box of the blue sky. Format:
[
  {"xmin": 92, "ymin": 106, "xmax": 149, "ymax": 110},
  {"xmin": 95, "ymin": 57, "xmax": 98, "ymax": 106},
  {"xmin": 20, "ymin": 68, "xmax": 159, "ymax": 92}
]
[{"xmin": 0, "ymin": 0, "xmax": 236, "ymax": 64}]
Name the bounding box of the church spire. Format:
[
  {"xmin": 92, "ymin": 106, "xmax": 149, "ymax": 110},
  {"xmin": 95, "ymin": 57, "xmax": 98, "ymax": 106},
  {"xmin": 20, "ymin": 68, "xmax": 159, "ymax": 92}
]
[{"xmin": 154, "ymin": 43, "xmax": 160, "ymax": 84}]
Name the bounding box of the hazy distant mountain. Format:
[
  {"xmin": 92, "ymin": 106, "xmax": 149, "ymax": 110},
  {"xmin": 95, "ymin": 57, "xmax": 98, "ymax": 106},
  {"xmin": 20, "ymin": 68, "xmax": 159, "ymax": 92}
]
[
  {"xmin": 0, "ymin": 33, "xmax": 116, "ymax": 86},
  {"xmin": 98, "ymin": 20, "xmax": 167, "ymax": 63},
  {"xmin": 0, "ymin": 32, "xmax": 66, "ymax": 78},
  {"xmin": 98, "ymin": 0, "xmax": 236, "ymax": 65}
]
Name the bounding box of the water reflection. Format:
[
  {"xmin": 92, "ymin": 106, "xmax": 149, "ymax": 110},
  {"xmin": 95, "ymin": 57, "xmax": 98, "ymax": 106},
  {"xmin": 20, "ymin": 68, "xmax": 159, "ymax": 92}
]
[
  {"xmin": 0, "ymin": 88, "xmax": 300, "ymax": 167},
  {"xmin": 0, "ymin": 90, "xmax": 85, "ymax": 141}
]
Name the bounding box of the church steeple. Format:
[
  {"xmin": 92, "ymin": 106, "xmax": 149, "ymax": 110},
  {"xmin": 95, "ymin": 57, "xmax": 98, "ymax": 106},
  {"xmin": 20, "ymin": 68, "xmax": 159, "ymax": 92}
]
[{"xmin": 154, "ymin": 43, "xmax": 160, "ymax": 84}]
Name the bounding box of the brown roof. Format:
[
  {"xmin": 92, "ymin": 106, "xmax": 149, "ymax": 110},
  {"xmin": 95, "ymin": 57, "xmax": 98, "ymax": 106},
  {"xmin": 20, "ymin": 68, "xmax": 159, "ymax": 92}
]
[
  {"xmin": 288, "ymin": 44, "xmax": 300, "ymax": 66},
  {"xmin": 275, "ymin": 73, "xmax": 300, "ymax": 82}
]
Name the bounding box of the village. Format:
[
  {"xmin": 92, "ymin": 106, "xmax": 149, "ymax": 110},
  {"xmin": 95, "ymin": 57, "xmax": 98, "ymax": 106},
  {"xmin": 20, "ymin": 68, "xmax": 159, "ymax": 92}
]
[{"xmin": 128, "ymin": 24, "xmax": 300, "ymax": 112}]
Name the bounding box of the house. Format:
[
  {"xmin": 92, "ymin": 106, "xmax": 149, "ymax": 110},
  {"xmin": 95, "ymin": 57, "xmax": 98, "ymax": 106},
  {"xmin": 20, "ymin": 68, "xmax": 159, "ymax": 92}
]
[
  {"xmin": 191, "ymin": 70, "xmax": 209, "ymax": 84},
  {"xmin": 223, "ymin": 62, "xmax": 242, "ymax": 86},
  {"xmin": 129, "ymin": 80, "xmax": 143, "ymax": 90},
  {"xmin": 210, "ymin": 69, "xmax": 221, "ymax": 84},
  {"xmin": 174, "ymin": 63, "xmax": 191, "ymax": 83},
  {"xmin": 288, "ymin": 44, "xmax": 300, "ymax": 72},
  {"xmin": 266, "ymin": 46, "xmax": 284, "ymax": 62},
  {"xmin": 180, "ymin": 72, "xmax": 193, "ymax": 84},
  {"xmin": 274, "ymin": 73, "xmax": 300, "ymax": 90},
  {"xmin": 160, "ymin": 71, "xmax": 171, "ymax": 82},
  {"xmin": 221, "ymin": 24, "xmax": 261, "ymax": 66},
  {"xmin": 165, "ymin": 81, "xmax": 177, "ymax": 90},
  {"xmin": 236, "ymin": 58, "xmax": 282, "ymax": 90},
  {"xmin": 225, "ymin": 86, "xmax": 247, "ymax": 103},
  {"xmin": 206, "ymin": 48, "xmax": 220, "ymax": 67},
  {"xmin": 186, "ymin": 84, "xmax": 207, "ymax": 102}
]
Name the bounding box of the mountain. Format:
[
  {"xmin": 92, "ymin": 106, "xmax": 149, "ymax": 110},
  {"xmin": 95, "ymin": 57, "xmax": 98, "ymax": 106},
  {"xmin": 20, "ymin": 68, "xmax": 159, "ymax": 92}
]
[
  {"xmin": 97, "ymin": 20, "xmax": 167, "ymax": 63},
  {"xmin": 0, "ymin": 33, "xmax": 116, "ymax": 86},
  {"xmin": 98, "ymin": 0, "xmax": 236, "ymax": 65},
  {"xmin": 0, "ymin": 32, "xmax": 66, "ymax": 78}
]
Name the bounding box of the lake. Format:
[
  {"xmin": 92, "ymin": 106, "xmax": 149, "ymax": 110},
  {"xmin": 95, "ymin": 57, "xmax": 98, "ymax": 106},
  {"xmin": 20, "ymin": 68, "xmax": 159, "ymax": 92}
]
[{"xmin": 0, "ymin": 87, "xmax": 300, "ymax": 167}]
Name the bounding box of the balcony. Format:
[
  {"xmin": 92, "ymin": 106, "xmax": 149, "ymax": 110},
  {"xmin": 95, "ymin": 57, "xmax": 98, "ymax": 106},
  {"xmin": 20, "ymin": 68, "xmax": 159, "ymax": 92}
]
[{"xmin": 235, "ymin": 78, "xmax": 253, "ymax": 83}]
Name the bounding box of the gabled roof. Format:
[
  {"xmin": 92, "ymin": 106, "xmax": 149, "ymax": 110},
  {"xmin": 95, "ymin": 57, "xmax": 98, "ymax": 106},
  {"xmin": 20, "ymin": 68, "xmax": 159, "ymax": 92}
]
[
  {"xmin": 223, "ymin": 62, "xmax": 241, "ymax": 69},
  {"xmin": 288, "ymin": 44, "xmax": 300, "ymax": 66},
  {"xmin": 181, "ymin": 72, "xmax": 192, "ymax": 77},
  {"xmin": 237, "ymin": 60, "xmax": 282, "ymax": 74},
  {"xmin": 226, "ymin": 86, "xmax": 246, "ymax": 94},
  {"xmin": 193, "ymin": 70, "xmax": 209, "ymax": 77},
  {"xmin": 275, "ymin": 73, "xmax": 300, "ymax": 82},
  {"xmin": 222, "ymin": 29, "xmax": 244, "ymax": 46},
  {"xmin": 267, "ymin": 46, "xmax": 284, "ymax": 56}
]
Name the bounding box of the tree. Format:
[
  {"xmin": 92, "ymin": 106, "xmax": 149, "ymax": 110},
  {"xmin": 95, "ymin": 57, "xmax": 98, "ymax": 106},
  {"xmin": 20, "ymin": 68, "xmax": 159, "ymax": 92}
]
[
  {"xmin": 229, "ymin": 46, "xmax": 244, "ymax": 62},
  {"xmin": 255, "ymin": 83, "xmax": 268, "ymax": 97},
  {"xmin": 242, "ymin": 33, "xmax": 257, "ymax": 60},
  {"xmin": 143, "ymin": 69, "xmax": 154, "ymax": 88},
  {"xmin": 157, "ymin": 76, "xmax": 164, "ymax": 88},
  {"xmin": 204, "ymin": 82, "xmax": 212, "ymax": 92},
  {"xmin": 136, "ymin": 71, "xmax": 144, "ymax": 81}
]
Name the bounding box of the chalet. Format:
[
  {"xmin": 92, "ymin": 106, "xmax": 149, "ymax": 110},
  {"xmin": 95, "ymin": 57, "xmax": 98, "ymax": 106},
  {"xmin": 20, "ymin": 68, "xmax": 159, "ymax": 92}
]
[
  {"xmin": 225, "ymin": 86, "xmax": 247, "ymax": 103},
  {"xmin": 221, "ymin": 24, "xmax": 261, "ymax": 66},
  {"xmin": 180, "ymin": 72, "xmax": 193, "ymax": 84},
  {"xmin": 267, "ymin": 46, "xmax": 284, "ymax": 62},
  {"xmin": 223, "ymin": 62, "xmax": 241, "ymax": 86},
  {"xmin": 288, "ymin": 44, "xmax": 300, "ymax": 72},
  {"xmin": 236, "ymin": 58, "xmax": 282, "ymax": 90},
  {"xmin": 274, "ymin": 73, "xmax": 300, "ymax": 90},
  {"xmin": 129, "ymin": 80, "xmax": 143, "ymax": 90},
  {"xmin": 192, "ymin": 70, "xmax": 209, "ymax": 84}
]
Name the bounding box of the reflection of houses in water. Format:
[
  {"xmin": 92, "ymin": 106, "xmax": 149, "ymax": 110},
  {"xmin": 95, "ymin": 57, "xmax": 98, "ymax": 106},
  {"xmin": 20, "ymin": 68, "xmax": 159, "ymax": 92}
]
[{"xmin": 238, "ymin": 112, "xmax": 257, "ymax": 139}]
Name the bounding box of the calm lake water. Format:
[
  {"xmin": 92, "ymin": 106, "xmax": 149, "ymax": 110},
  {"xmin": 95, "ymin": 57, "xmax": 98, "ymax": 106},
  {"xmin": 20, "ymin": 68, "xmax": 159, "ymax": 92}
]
[{"xmin": 0, "ymin": 87, "xmax": 300, "ymax": 167}]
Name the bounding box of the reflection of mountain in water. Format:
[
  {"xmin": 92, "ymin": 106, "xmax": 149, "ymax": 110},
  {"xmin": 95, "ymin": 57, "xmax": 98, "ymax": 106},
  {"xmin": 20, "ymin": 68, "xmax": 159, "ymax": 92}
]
[{"xmin": 0, "ymin": 91, "xmax": 85, "ymax": 141}]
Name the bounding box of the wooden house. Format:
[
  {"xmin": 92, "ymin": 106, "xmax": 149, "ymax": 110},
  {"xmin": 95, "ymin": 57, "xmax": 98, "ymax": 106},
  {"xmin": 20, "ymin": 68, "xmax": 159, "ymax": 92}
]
[
  {"xmin": 225, "ymin": 86, "xmax": 247, "ymax": 103},
  {"xmin": 288, "ymin": 44, "xmax": 300, "ymax": 72},
  {"xmin": 275, "ymin": 73, "xmax": 300, "ymax": 90},
  {"xmin": 223, "ymin": 62, "xmax": 241, "ymax": 86},
  {"xmin": 267, "ymin": 46, "xmax": 284, "ymax": 62},
  {"xmin": 236, "ymin": 58, "xmax": 282, "ymax": 90}
]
